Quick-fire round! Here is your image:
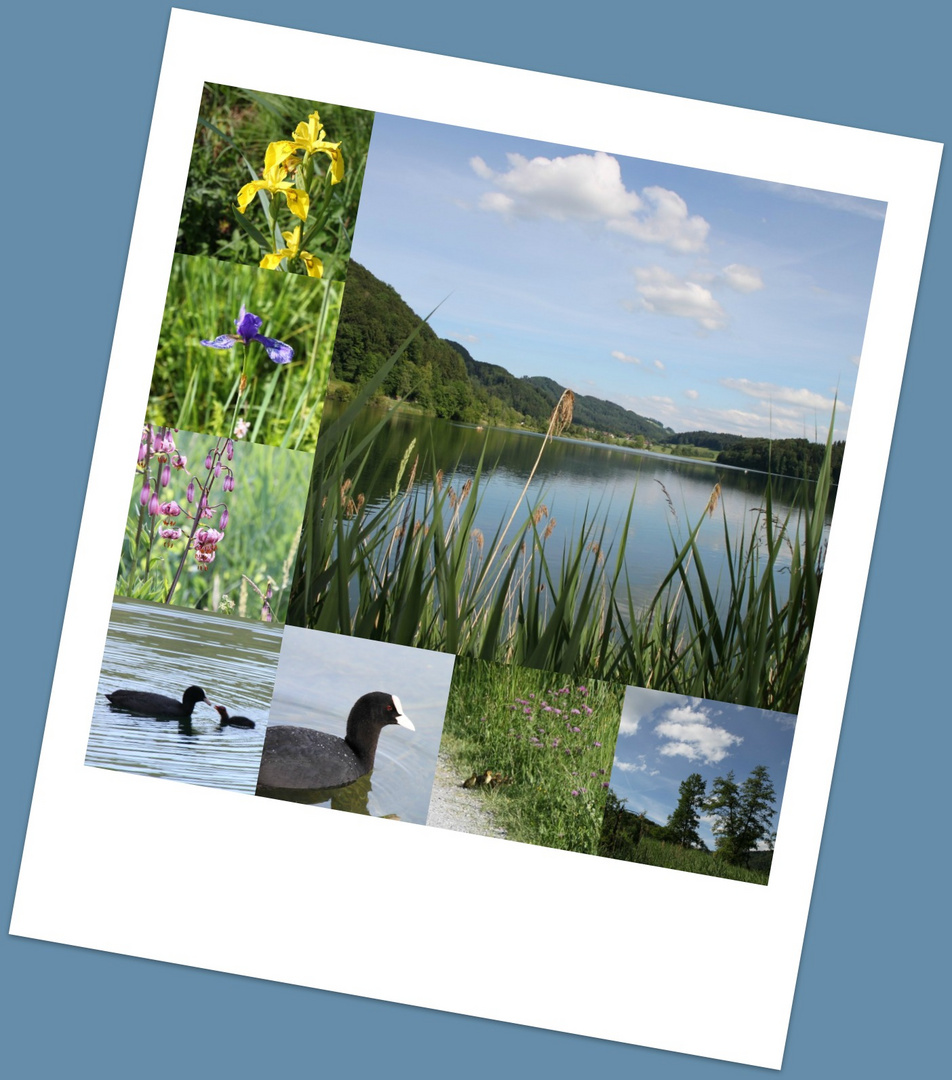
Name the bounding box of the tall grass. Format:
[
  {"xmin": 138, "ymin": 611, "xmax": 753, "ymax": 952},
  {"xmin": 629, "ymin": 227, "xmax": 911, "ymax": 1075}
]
[
  {"xmin": 148, "ymin": 254, "xmax": 340, "ymax": 451},
  {"xmin": 288, "ymin": 339, "xmax": 832, "ymax": 713},
  {"xmin": 440, "ymin": 658, "xmax": 624, "ymax": 854}
]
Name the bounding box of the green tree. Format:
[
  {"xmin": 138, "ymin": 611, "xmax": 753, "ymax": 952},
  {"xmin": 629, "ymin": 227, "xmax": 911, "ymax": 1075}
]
[
  {"xmin": 735, "ymin": 765, "xmax": 777, "ymax": 866},
  {"xmin": 665, "ymin": 772, "xmax": 707, "ymax": 848},
  {"xmin": 705, "ymin": 771, "xmax": 742, "ymax": 862},
  {"xmin": 705, "ymin": 766, "xmax": 776, "ymax": 865}
]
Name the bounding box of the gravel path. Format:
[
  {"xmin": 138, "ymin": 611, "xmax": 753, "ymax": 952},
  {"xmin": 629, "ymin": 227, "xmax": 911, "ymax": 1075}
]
[{"xmin": 425, "ymin": 749, "xmax": 508, "ymax": 838}]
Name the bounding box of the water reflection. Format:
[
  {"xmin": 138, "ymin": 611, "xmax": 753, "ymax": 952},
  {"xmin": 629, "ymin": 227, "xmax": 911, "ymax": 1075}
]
[
  {"xmin": 321, "ymin": 405, "xmax": 832, "ymax": 616},
  {"xmin": 256, "ymin": 771, "xmax": 377, "ymax": 811},
  {"xmin": 259, "ymin": 627, "xmax": 455, "ymax": 823}
]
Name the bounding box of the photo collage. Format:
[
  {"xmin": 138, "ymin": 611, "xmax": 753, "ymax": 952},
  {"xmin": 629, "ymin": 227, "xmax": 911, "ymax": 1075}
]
[{"xmin": 86, "ymin": 80, "xmax": 886, "ymax": 887}]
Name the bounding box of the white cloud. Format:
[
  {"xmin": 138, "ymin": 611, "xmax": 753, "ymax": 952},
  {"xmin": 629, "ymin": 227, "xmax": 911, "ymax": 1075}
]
[
  {"xmin": 607, "ymin": 185, "xmax": 710, "ymax": 252},
  {"xmin": 612, "ymin": 349, "xmax": 642, "ymax": 366},
  {"xmin": 634, "ymin": 266, "xmax": 727, "ymax": 330},
  {"xmin": 613, "ymin": 758, "xmax": 648, "ymax": 772},
  {"xmin": 720, "ymin": 378, "xmax": 846, "ymax": 413},
  {"xmin": 684, "ymin": 389, "xmax": 699, "ymax": 400},
  {"xmin": 611, "ymin": 350, "xmax": 665, "ymax": 373},
  {"xmin": 654, "ymin": 704, "xmax": 742, "ymax": 765},
  {"xmin": 719, "ymin": 263, "xmax": 764, "ymax": 293},
  {"xmin": 470, "ymin": 152, "xmax": 709, "ymax": 252}
]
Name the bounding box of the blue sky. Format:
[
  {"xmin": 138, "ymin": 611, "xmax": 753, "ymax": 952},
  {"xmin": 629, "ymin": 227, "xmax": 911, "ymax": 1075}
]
[
  {"xmin": 349, "ymin": 113, "xmax": 885, "ymax": 442},
  {"xmin": 610, "ymin": 687, "xmax": 796, "ymax": 849}
]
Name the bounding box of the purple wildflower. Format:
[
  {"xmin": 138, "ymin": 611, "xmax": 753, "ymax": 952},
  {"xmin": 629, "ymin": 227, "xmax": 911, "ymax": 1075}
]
[{"xmin": 202, "ymin": 306, "xmax": 294, "ymax": 365}]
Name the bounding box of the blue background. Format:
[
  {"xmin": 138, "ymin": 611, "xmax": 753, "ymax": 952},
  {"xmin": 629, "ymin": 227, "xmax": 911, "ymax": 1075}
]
[{"xmin": 3, "ymin": 2, "xmax": 947, "ymax": 1074}]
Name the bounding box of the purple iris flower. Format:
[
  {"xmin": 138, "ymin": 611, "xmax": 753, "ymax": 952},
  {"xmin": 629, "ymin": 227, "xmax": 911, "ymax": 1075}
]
[{"xmin": 201, "ymin": 306, "xmax": 293, "ymax": 365}]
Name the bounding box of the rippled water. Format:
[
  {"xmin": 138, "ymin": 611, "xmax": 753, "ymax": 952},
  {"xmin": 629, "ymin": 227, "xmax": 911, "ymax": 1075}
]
[{"xmin": 86, "ymin": 598, "xmax": 283, "ymax": 793}]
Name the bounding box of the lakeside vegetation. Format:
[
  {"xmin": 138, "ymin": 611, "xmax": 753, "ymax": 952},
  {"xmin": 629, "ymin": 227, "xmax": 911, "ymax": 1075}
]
[
  {"xmin": 289, "ymin": 316, "xmax": 834, "ymax": 711},
  {"xmin": 329, "ymin": 261, "xmax": 842, "ymax": 481}
]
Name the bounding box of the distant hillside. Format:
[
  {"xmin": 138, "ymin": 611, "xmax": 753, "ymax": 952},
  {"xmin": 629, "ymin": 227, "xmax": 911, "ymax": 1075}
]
[
  {"xmin": 444, "ymin": 339, "xmax": 555, "ymax": 419},
  {"xmin": 329, "ymin": 260, "xmax": 477, "ymax": 421},
  {"xmin": 527, "ymin": 375, "xmax": 672, "ymax": 442},
  {"xmin": 331, "ymin": 262, "xmax": 679, "ymax": 439},
  {"xmin": 328, "ymin": 262, "xmax": 838, "ymax": 480}
]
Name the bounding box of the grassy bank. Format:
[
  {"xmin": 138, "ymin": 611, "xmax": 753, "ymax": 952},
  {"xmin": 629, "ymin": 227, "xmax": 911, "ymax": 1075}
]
[{"xmin": 438, "ymin": 658, "xmax": 624, "ymax": 854}]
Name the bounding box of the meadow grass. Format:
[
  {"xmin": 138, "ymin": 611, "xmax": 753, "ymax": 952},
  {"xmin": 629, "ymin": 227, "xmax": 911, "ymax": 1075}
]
[
  {"xmin": 148, "ymin": 254, "xmax": 339, "ymax": 451},
  {"xmin": 117, "ymin": 430, "xmax": 311, "ymax": 620},
  {"xmin": 600, "ymin": 831, "xmax": 771, "ymax": 885},
  {"xmin": 440, "ymin": 658, "xmax": 625, "ymax": 854}
]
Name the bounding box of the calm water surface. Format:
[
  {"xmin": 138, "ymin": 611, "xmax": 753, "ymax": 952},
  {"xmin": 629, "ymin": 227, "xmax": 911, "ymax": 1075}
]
[
  {"xmin": 325, "ymin": 405, "xmax": 833, "ymax": 615},
  {"xmin": 263, "ymin": 627, "xmax": 454, "ymax": 824},
  {"xmin": 86, "ymin": 598, "xmax": 283, "ymax": 793}
]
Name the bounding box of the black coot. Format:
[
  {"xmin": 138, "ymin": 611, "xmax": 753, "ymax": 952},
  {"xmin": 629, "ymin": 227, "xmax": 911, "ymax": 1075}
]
[
  {"xmin": 257, "ymin": 692, "xmax": 414, "ymax": 791},
  {"xmin": 215, "ymin": 705, "xmax": 256, "ymax": 729},
  {"xmin": 105, "ymin": 684, "xmax": 211, "ymax": 719}
]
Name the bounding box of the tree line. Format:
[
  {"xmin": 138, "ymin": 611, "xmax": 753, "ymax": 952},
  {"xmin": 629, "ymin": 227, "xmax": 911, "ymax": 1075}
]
[
  {"xmin": 330, "ymin": 261, "xmax": 840, "ymax": 479},
  {"xmin": 600, "ymin": 765, "xmax": 777, "ymax": 869}
]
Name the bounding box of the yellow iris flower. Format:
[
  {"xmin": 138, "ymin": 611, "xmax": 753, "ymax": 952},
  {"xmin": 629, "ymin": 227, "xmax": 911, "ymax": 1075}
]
[
  {"xmin": 259, "ymin": 226, "xmax": 324, "ymax": 278},
  {"xmin": 236, "ymin": 143, "xmax": 310, "ymax": 222},
  {"xmin": 291, "ymin": 111, "xmax": 345, "ymax": 184}
]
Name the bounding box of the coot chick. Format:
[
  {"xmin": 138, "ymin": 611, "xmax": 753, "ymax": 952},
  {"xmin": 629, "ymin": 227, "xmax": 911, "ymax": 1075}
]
[
  {"xmin": 106, "ymin": 684, "xmax": 211, "ymax": 719},
  {"xmin": 257, "ymin": 692, "xmax": 414, "ymax": 791},
  {"xmin": 215, "ymin": 705, "xmax": 256, "ymax": 729}
]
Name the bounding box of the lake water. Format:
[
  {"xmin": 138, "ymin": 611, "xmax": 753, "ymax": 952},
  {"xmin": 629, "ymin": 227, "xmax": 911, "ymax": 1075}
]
[
  {"xmin": 86, "ymin": 598, "xmax": 283, "ymax": 793},
  {"xmin": 261, "ymin": 627, "xmax": 455, "ymax": 824},
  {"xmin": 323, "ymin": 404, "xmax": 831, "ymax": 617},
  {"xmin": 87, "ymin": 599, "xmax": 454, "ymax": 821}
]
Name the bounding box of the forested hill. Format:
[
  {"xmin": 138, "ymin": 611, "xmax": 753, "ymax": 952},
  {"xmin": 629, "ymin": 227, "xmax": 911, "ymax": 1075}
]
[
  {"xmin": 527, "ymin": 375, "xmax": 672, "ymax": 441},
  {"xmin": 329, "ymin": 261, "xmax": 842, "ymax": 480},
  {"xmin": 329, "ymin": 261, "xmax": 674, "ymax": 440}
]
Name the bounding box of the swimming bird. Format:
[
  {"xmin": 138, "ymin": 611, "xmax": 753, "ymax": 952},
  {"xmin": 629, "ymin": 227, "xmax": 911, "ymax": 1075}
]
[
  {"xmin": 105, "ymin": 684, "xmax": 212, "ymax": 719},
  {"xmin": 214, "ymin": 705, "xmax": 256, "ymax": 729},
  {"xmin": 256, "ymin": 692, "xmax": 414, "ymax": 792}
]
